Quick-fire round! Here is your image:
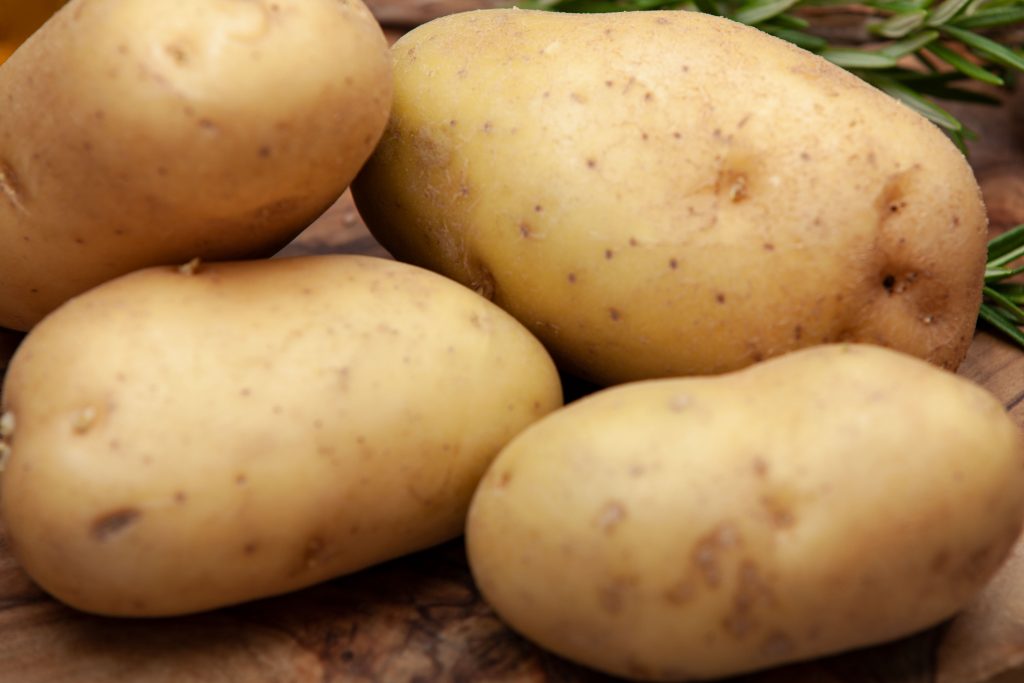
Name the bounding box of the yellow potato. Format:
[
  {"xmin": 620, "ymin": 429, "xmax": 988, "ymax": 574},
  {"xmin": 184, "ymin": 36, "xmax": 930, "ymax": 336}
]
[
  {"xmin": 0, "ymin": 255, "xmax": 562, "ymax": 616},
  {"xmin": 466, "ymin": 345, "xmax": 1024, "ymax": 680},
  {"xmin": 0, "ymin": 0, "xmax": 391, "ymax": 331},
  {"xmin": 352, "ymin": 9, "xmax": 986, "ymax": 384}
]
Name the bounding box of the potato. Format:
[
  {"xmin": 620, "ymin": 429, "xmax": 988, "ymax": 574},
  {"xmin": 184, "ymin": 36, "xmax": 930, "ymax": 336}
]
[
  {"xmin": 0, "ymin": 255, "xmax": 562, "ymax": 616},
  {"xmin": 466, "ymin": 344, "xmax": 1024, "ymax": 680},
  {"xmin": 0, "ymin": 0, "xmax": 391, "ymax": 331},
  {"xmin": 352, "ymin": 9, "xmax": 986, "ymax": 385}
]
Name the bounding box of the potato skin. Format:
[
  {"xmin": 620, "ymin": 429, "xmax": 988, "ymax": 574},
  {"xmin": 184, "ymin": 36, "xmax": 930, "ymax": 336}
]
[
  {"xmin": 0, "ymin": 0, "xmax": 392, "ymax": 330},
  {"xmin": 352, "ymin": 9, "xmax": 986, "ymax": 384},
  {"xmin": 0, "ymin": 255, "xmax": 562, "ymax": 616},
  {"xmin": 466, "ymin": 345, "xmax": 1024, "ymax": 680}
]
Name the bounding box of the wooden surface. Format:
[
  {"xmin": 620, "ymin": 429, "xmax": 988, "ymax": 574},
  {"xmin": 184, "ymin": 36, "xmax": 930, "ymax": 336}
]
[{"xmin": 2, "ymin": 28, "xmax": 1024, "ymax": 683}]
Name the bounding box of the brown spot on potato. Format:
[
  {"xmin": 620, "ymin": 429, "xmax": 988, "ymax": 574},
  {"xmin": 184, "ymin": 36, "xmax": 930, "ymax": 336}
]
[
  {"xmin": 761, "ymin": 495, "xmax": 795, "ymax": 528},
  {"xmin": 235, "ymin": 473, "xmax": 248, "ymax": 485},
  {"xmin": 763, "ymin": 243, "xmax": 775, "ymax": 251},
  {"xmin": 752, "ymin": 458, "xmax": 769, "ymax": 478},
  {"xmin": 715, "ymin": 293, "xmax": 726, "ymax": 304},
  {"xmin": 497, "ymin": 471, "xmax": 513, "ymax": 488},
  {"xmin": 258, "ymin": 145, "xmax": 271, "ymax": 158},
  {"xmin": 692, "ymin": 523, "xmax": 739, "ymax": 587},
  {"xmin": 598, "ymin": 575, "xmax": 637, "ymax": 615},
  {"xmin": 793, "ymin": 325, "xmax": 803, "ymax": 341},
  {"xmin": 723, "ymin": 560, "xmax": 773, "ymax": 639},
  {"xmin": 164, "ymin": 43, "xmax": 188, "ymax": 64},
  {"xmin": 596, "ymin": 500, "xmax": 627, "ymax": 534},
  {"xmin": 567, "ymin": 273, "xmax": 577, "ymax": 284},
  {"xmin": 604, "ymin": 249, "xmax": 614, "ymax": 260},
  {"xmin": 882, "ymin": 274, "xmax": 896, "ymax": 293},
  {"xmin": 92, "ymin": 508, "xmax": 141, "ymax": 541},
  {"xmin": 609, "ymin": 307, "xmax": 622, "ymax": 321},
  {"xmin": 664, "ymin": 579, "xmax": 696, "ymax": 605},
  {"xmin": 717, "ymin": 169, "xmax": 749, "ymax": 203},
  {"xmin": 761, "ymin": 631, "xmax": 795, "ymax": 659},
  {"xmin": 519, "ymin": 221, "xmax": 534, "ymax": 238},
  {"xmin": 586, "ymin": 158, "xmax": 597, "ymax": 169},
  {"xmin": 668, "ymin": 258, "xmax": 678, "ymax": 269},
  {"xmin": 304, "ymin": 536, "xmax": 327, "ymax": 569},
  {"xmin": 173, "ymin": 491, "xmax": 187, "ymax": 504},
  {"xmin": 243, "ymin": 542, "xmax": 259, "ymax": 555}
]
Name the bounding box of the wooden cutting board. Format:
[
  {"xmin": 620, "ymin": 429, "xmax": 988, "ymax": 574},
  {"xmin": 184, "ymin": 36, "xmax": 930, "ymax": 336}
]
[{"xmin": 1, "ymin": 50, "xmax": 1024, "ymax": 683}]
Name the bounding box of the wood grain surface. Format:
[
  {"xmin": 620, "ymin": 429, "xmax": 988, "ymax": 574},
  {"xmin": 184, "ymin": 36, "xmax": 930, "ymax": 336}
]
[{"xmin": 1, "ymin": 32, "xmax": 1024, "ymax": 683}]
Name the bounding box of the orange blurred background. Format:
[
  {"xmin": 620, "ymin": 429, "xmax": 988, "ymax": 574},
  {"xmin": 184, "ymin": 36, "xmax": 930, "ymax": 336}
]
[{"xmin": 0, "ymin": 0, "xmax": 68, "ymax": 64}]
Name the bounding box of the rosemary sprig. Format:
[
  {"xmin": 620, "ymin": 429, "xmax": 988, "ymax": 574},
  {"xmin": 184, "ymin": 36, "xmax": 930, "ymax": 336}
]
[
  {"xmin": 516, "ymin": 0, "xmax": 1024, "ymax": 151},
  {"xmin": 983, "ymin": 223, "xmax": 1024, "ymax": 349}
]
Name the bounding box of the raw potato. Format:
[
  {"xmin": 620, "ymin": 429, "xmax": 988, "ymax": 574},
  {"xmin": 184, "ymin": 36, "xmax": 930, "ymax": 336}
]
[
  {"xmin": 466, "ymin": 345, "xmax": 1024, "ymax": 680},
  {"xmin": 352, "ymin": 9, "xmax": 987, "ymax": 384},
  {"xmin": 0, "ymin": 255, "xmax": 562, "ymax": 616},
  {"xmin": 0, "ymin": 0, "xmax": 392, "ymax": 331}
]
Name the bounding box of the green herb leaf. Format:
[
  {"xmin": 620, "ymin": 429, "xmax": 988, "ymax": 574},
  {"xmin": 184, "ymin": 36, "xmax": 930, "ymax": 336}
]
[
  {"xmin": 941, "ymin": 25, "xmax": 1024, "ymax": 72},
  {"xmin": 927, "ymin": 41, "xmax": 1006, "ymax": 85},
  {"xmin": 873, "ymin": 9, "xmax": 928, "ymax": 36},
  {"xmin": 866, "ymin": 74, "xmax": 963, "ymax": 129},
  {"xmin": 987, "ymin": 223, "xmax": 1024, "ymax": 263},
  {"xmin": 953, "ymin": 6, "xmax": 1024, "ymax": 28},
  {"xmin": 733, "ymin": 0, "xmax": 802, "ymax": 24},
  {"xmin": 821, "ymin": 48, "xmax": 900, "ymax": 69},
  {"xmin": 926, "ymin": 0, "xmax": 972, "ymax": 25},
  {"xmin": 979, "ymin": 304, "xmax": 1024, "ymax": 347}
]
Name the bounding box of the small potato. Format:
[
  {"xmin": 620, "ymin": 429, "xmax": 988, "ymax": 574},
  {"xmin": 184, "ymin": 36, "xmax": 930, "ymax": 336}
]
[
  {"xmin": 467, "ymin": 345, "xmax": 1024, "ymax": 680},
  {"xmin": 352, "ymin": 9, "xmax": 986, "ymax": 384},
  {"xmin": 0, "ymin": 255, "xmax": 562, "ymax": 616},
  {"xmin": 0, "ymin": 0, "xmax": 392, "ymax": 330}
]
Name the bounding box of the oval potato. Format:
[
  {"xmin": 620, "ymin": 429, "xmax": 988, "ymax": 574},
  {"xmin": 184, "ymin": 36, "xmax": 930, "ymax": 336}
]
[
  {"xmin": 467, "ymin": 344, "xmax": 1024, "ymax": 680},
  {"xmin": 352, "ymin": 9, "xmax": 987, "ymax": 384},
  {"xmin": 0, "ymin": 0, "xmax": 391, "ymax": 330},
  {"xmin": 0, "ymin": 255, "xmax": 562, "ymax": 616}
]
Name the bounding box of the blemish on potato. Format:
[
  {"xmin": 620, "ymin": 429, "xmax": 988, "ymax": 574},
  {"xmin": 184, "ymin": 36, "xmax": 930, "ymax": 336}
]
[
  {"xmin": 0, "ymin": 411, "xmax": 14, "ymax": 438},
  {"xmin": 178, "ymin": 257, "xmax": 202, "ymax": 276},
  {"xmin": 752, "ymin": 457, "xmax": 769, "ymax": 478},
  {"xmin": 586, "ymin": 158, "xmax": 598, "ymax": 169},
  {"xmin": 761, "ymin": 495, "xmax": 795, "ymax": 529},
  {"xmin": 173, "ymin": 491, "xmax": 188, "ymax": 504},
  {"xmin": 669, "ymin": 394, "xmax": 691, "ymax": 412},
  {"xmin": 92, "ymin": 508, "xmax": 141, "ymax": 541},
  {"xmin": 243, "ymin": 542, "xmax": 259, "ymax": 555},
  {"xmin": 763, "ymin": 242, "xmax": 775, "ymax": 251},
  {"xmin": 723, "ymin": 560, "xmax": 773, "ymax": 639},
  {"xmin": 497, "ymin": 471, "xmax": 513, "ymax": 488},
  {"xmin": 692, "ymin": 523, "xmax": 739, "ymax": 587},
  {"xmin": 596, "ymin": 500, "xmax": 627, "ymax": 534},
  {"xmin": 235, "ymin": 473, "xmax": 248, "ymax": 485},
  {"xmin": 72, "ymin": 407, "xmax": 98, "ymax": 434},
  {"xmin": 761, "ymin": 631, "xmax": 795, "ymax": 658},
  {"xmin": 598, "ymin": 575, "xmax": 637, "ymax": 615},
  {"xmin": 0, "ymin": 159, "xmax": 28, "ymax": 212},
  {"xmin": 609, "ymin": 307, "xmax": 622, "ymax": 322},
  {"xmin": 668, "ymin": 258, "xmax": 678, "ymax": 270},
  {"xmin": 604, "ymin": 249, "xmax": 614, "ymax": 260},
  {"xmin": 715, "ymin": 293, "xmax": 726, "ymax": 304},
  {"xmin": 258, "ymin": 145, "xmax": 272, "ymax": 159},
  {"xmin": 304, "ymin": 536, "xmax": 327, "ymax": 569},
  {"xmin": 567, "ymin": 273, "xmax": 577, "ymax": 284},
  {"xmin": 664, "ymin": 579, "xmax": 696, "ymax": 605},
  {"xmin": 519, "ymin": 221, "xmax": 534, "ymax": 238},
  {"xmin": 882, "ymin": 274, "xmax": 896, "ymax": 293},
  {"xmin": 164, "ymin": 43, "xmax": 188, "ymax": 65}
]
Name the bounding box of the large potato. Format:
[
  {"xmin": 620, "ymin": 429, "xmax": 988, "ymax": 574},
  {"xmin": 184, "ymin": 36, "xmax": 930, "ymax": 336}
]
[
  {"xmin": 0, "ymin": 0, "xmax": 391, "ymax": 331},
  {"xmin": 352, "ymin": 9, "xmax": 987, "ymax": 384},
  {"xmin": 0, "ymin": 255, "xmax": 562, "ymax": 616},
  {"xmin": 467, "ymin": 345, "xmax": 1024, "ymax": 680}
]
